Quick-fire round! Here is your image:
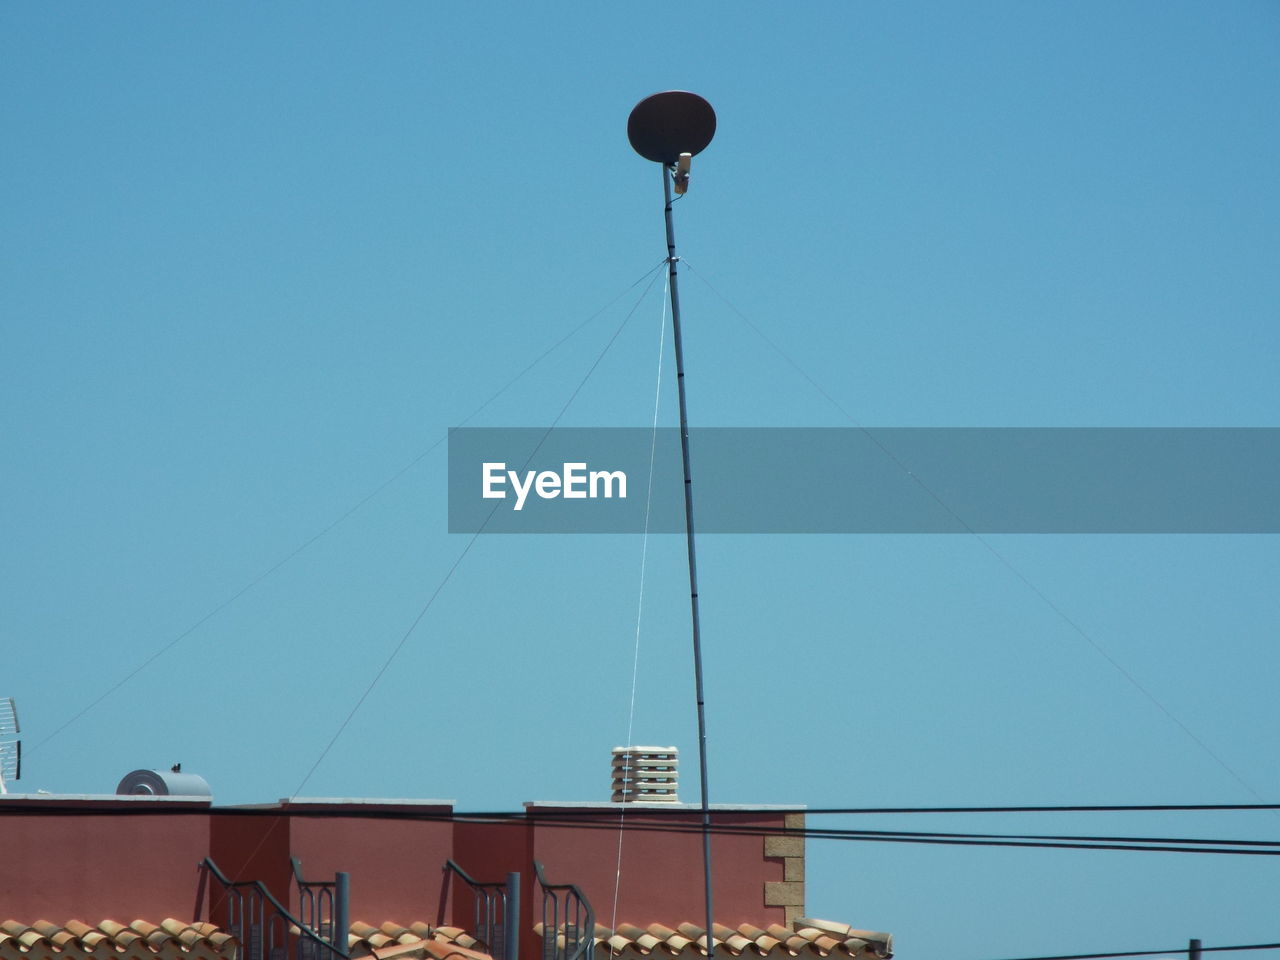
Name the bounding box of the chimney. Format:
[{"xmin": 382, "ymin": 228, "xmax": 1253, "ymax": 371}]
[{"xmin": 611, "ymin": 746, "xmax": 678, "ymax": 802}]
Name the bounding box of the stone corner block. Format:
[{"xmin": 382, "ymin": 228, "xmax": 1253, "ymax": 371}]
[
  {"xmin": 763, "ymin": 880, "xmax": 806, "ymax": 907},
  {"xmin": 764, "ymin": 834, "xmax": 805, "ymax": 858}
]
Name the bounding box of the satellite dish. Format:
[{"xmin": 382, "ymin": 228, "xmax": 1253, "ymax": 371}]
[
  {"xmin": 0, "ymin": 698, "xmax": 20, "ymax": 794},
  {"xmin": 627, "ymin": 91, "xmax": 716, "ymax": 165}
]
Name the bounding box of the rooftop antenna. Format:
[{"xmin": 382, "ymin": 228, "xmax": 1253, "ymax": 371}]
[
  {"xmin": 0, "ymin": 697, "xmax": 21, "ymax": 794},
  {"xmin": 627, "ymin": 90, "xmax": 717, "ymax": 958}
]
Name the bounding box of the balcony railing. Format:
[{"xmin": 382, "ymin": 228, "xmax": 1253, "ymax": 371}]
[
  {"xmin": 292, "ymin": 858, "xmax": 350, "ymax": 960},
  {"xmin": 441, "ymin": 860, "xmax": 519, "ymax": 960},
  {"xmin": 533, "ymin": 861, "xmax": 594, "ymax": 960},
  {"xmin": 197, "ymin": 857, "xmax": 348, "ymax": 960}
]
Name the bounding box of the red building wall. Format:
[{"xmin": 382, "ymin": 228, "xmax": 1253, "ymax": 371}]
[
  {"xmin": 445, "ymin": 804, "xmax": 795, "ymax": 960},
  {"xmin": 0, "ymin": 798, "xmax": 211, "ymax": 920},
  {"xmin": 0, "ymin": 796, "xmax": 800, "ymax": 941},
  {"xmin": 525, "ymin": 805, "xmax": 789, "ymax": 927},
  {"xmin": 207, "ymin": 809, "xmax": 295, "ymax": 926},
  {"xmin": 285, "ymin": 802, "xmax": 454, "ymax": 923}
]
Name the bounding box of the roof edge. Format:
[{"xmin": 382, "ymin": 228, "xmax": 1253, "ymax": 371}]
[{"xmin": 524, "ymin": 801, "xmax": 807, "ymax": 811}]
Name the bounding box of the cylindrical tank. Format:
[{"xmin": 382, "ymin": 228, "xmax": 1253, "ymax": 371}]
[{"xmin": 116, "ymin": 768, "xmax": 212, "ymax": 797}]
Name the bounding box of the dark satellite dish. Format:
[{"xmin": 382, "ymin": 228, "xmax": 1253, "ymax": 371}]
[{"xmin": 627, "ymin": 91, "xmax": 716, "ymax": 164}]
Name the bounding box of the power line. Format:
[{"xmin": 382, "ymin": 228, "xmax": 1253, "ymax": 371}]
[
  {"xmin": 817, "ymin": 827, "xmax": 1280, "ymax": 848},
  {"xmin": 485, "ymin": 812, "xmax": 1280, "ymax": 856},
  {"xmin": 981, "ymin": 943, "xmax": 1280, "ymax": 960},
  {"xmin": 800, "ymin": 804, "xmax": 1280, "ymax": 813},
  {"xmin": 17, "ymin": 801, "xmax": 1278, "ymax": 857}
]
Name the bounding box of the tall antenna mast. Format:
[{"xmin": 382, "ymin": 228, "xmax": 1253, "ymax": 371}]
[{"xmin": 627, "ymin": 90, "xmax": 718, "ymax": 959}]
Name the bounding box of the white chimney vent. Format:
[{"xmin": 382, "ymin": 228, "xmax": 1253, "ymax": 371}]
[{"xmin": 611, "ymin": 745, "xmax": 678, "ymax": 802}]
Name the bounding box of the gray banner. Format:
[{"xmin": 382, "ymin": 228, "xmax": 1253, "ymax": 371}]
[{"xmin": 447, "ymin": 428, "xmax": 1280, "ymax": 534}]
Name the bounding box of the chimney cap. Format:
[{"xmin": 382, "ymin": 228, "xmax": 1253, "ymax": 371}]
[{"xmin": 612, "ymin": 746, "xmax": 679, "ymax": 803}]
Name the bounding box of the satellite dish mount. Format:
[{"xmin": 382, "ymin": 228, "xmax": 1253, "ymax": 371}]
[
  {"xmin": 626, "ymin": 90, "xmax": 718, "ymax": 958},
  {"xmin": 0, "ymin": 698, "xmax": 21, "ymax": 794}
]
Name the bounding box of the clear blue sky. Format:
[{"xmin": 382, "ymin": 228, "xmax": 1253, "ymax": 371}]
[{"xmin": 3, "ymin": 3, "xmax": 1279, "ymax": 958}]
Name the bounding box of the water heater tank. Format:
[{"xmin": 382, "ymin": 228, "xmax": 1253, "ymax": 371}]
[{"xmin": 116, "ymin": 768, "xmax": 212, "ymax": 797}]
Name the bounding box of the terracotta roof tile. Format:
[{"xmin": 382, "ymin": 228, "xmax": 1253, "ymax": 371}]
[
  {"xmin": 0, "ymin": 922, "xmax": 490, "ymax": 960},
  {"xmin": 0, "ymin": 922, "xmax": 238, "ymax": 960},
  {"xmin": 370, "ymin": 941, "xmax": 493, "ymax": 960},
  {"xmin": 346, "ymin": 922, "xmax": 487, "ymax": 960},
  {"xmin": 531, "ymin": 920, "xmax": 891, "ymax": 960},
  {"xmin": 0, "ymin": 919, "xmax": 887, "ymax": 960}
]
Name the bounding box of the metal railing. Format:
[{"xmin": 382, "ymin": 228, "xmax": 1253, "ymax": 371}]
[
  {"xmin": 441, "ymin": 860, "xmax": 518, "ymax": 960},
  {"xmin": 292, "ymin": 858, "xmax": 350, "ymax": 960},
  {"xmin": 198, "ymin": 858, "xmax": 348, "ymax": 960},
  {"xmin": 533, "ymin": 861, "xmax": 594, "ymax": 960}
]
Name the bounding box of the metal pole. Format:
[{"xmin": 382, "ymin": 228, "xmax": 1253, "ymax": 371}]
[
  {"xmin": 505, "ymin": 872, "xmax": 521, "ymax": 960},
  {"xmin": 334, "ymin": 872, "xmax": 350, "ymax": 959},
  {"xmin": 1189, "ymin": 940, "xmax": 1202, "ymax": 960},
  {"xmin": 662, "ymin": 163, "xmax": 716, "ymax": 959}
]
